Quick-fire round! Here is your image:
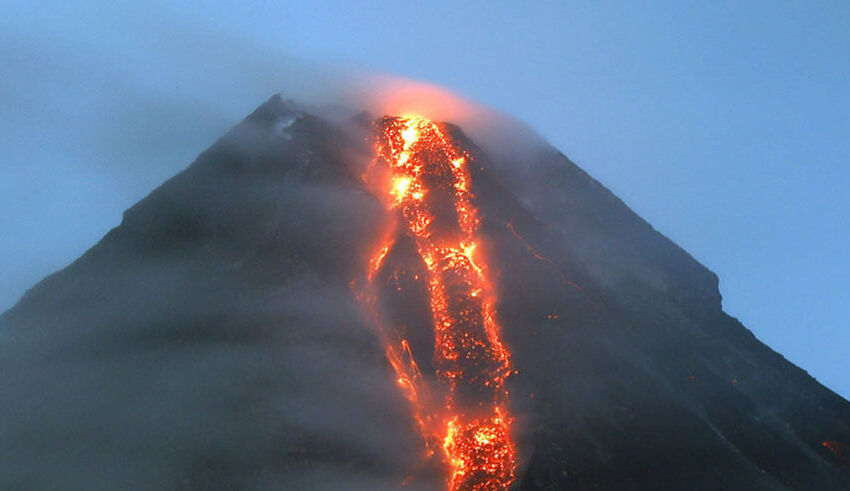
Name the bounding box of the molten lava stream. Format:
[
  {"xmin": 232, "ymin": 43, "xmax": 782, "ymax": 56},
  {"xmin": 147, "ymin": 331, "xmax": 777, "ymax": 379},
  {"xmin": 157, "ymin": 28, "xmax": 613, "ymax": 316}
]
[{"xmin": 363, "ymin": 116, "xmax": 517, "ymax": 491}]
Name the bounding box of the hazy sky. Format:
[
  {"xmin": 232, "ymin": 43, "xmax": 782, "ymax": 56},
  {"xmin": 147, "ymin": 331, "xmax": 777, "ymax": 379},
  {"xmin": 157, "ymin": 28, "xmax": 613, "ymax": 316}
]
[{"xmin": 1, "ymin": 1, "xmax": 847, "ymax": 398}]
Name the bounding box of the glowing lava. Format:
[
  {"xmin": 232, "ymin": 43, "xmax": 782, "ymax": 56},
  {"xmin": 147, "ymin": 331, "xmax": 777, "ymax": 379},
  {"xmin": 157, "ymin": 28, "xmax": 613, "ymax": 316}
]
[
  {"xmin": 823, "ymin": 441, "xmax": 850, "ymax": 465},
  {"xmin": 362, "ymin": 116, "xmax": 517, "ymax": 491}
]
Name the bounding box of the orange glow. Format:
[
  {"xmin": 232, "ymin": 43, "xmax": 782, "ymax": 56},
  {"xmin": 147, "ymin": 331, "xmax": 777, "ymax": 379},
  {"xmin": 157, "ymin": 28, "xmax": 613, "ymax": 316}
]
[
  {"xmin": 350, "ymin": 74, "xmax": 484, "ymax": 126},
  {"xmin": 823, "ymin": 441, "xmax": 849, "ymax": 465},
  {"xmin": 361, "ymin": 116, "xmax": 517, "ymax": 490}
]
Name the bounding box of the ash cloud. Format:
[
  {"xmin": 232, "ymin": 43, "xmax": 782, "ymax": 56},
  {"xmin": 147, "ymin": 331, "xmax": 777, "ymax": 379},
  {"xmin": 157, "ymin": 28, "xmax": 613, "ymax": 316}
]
[
  {"xmin": 0, "ymin": 0, "xmax": 550, "ymax": 316},
  {"xmin": 0, "ymin": 73, "xmax": 447, "ymax": 488},
  {"xmin": 1, "ymin": 2, "xmax": 543, "ymax": 488},
  {"xmin": 0, "ymin": 6, "xmax": 568, "ymax": 486},
  {"xmin": 0, "ymin": 276, "xmax": 431, "ymax": 490},
  {"xmin": 0, "ymin": 1, "xmax": 349, "ymax": 313}
]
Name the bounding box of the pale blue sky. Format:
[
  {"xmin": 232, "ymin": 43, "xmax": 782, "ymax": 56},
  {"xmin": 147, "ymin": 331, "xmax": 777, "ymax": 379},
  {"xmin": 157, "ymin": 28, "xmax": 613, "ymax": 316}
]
[{"xmin": 1, "ymin": 1, "xmax": 847, "ymax": 398}]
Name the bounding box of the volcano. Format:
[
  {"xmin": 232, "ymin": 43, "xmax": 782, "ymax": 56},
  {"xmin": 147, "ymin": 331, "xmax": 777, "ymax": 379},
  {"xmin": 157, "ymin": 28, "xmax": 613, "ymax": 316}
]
[{"xmin": 1, "ymin": 95, "xmax": 848, "ymax": 491}]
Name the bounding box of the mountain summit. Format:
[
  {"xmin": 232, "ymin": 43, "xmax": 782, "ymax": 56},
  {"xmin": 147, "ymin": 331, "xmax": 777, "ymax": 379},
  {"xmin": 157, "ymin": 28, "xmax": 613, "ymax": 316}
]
[{"xmin": 1, "ymin": 95, "xmax": 848, "ymax": 491}]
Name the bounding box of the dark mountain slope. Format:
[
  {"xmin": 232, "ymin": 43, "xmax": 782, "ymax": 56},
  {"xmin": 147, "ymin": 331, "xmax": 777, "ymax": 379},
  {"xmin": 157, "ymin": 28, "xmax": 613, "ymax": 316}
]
[{"xmin": 1, "ymin": 95, "xmax": 848, "ymax": 491}]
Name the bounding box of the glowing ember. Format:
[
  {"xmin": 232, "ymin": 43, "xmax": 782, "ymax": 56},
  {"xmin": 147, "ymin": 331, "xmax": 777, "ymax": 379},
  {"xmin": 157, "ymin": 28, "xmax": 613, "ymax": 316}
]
[
  {"xmin": 361, "ymin": 116, "xmax": 517, "ymax": 490},
  {"xmin": 823, "ymin": 441, "xmax": 850, "ymax": 465}
]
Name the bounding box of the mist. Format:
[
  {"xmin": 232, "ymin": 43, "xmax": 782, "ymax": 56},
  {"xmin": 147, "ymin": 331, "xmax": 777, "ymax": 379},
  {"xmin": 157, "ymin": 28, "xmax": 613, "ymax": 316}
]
[
  {"xmin": 0, "ymin": 5, "xmax": 552, "ymax": 488},
  {"xmin": 0, "ymin": 1, "xmax": 350, "ymax": 312},
  {"xmin": 0, "ymin": 97, "xmax": 451, "ymax": 489},
  {"xmin": 0, "ymin": 0, "xmax": 553, "ymax": 316}
]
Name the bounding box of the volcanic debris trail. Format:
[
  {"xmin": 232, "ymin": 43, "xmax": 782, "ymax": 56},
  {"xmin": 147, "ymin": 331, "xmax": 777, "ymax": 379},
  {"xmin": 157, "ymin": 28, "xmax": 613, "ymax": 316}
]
[{"xmin": 358, "ymin": 116, "xmax": 518, "ymax": 491}]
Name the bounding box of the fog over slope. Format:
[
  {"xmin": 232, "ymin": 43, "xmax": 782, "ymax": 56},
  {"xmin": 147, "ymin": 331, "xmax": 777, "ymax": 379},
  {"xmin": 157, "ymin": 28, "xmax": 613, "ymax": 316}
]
[{"xmin": 1, "ymin": 95, "xmax": 848, "ymax": 490}]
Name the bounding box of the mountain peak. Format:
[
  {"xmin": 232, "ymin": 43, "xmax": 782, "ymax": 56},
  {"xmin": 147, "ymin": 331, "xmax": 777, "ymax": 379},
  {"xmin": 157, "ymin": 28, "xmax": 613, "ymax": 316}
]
[
  {"xmin": 248, "ymin": 93, "xmax": 297, "ymax": 122},
  {"xmin": 1, "ymin": 97, "xmax": 847, "ymax": 491}
]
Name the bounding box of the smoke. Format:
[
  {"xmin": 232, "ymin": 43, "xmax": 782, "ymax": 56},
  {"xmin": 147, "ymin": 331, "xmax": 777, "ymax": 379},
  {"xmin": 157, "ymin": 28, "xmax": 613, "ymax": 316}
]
[
  {"xmin": 0, "ymin": 4, "xmax": 556, "ymax": 490},
  {"xmin": 0, "ymin": 99, "xmax": 451, "ymax": 489},
  {"xmin": 0, "ymin": 0, "xmax": 555, "ymax": 316},
  {"xmin": 0, "ymin": 0, "xmax": 348, "ymax": 313},
  {"xmin": 0, "ymin": 280, "xmax": 432, "ymax": 490}
]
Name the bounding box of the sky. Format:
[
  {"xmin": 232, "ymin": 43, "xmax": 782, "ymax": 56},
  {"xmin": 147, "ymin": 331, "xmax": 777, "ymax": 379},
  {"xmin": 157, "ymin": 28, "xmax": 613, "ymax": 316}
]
[{"xmin": 1, "ymin": 1, "xmax": 847, "ymax": 398}]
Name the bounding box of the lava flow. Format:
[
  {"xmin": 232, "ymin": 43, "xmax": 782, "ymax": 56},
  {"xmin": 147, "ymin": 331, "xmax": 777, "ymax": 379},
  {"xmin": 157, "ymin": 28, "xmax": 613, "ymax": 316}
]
[{"xmin": 361, "ymin": 116, "xmax": 517, "ymax": 491}]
